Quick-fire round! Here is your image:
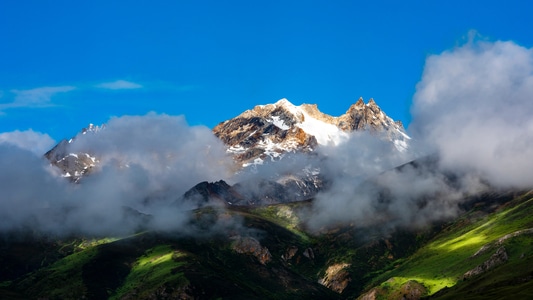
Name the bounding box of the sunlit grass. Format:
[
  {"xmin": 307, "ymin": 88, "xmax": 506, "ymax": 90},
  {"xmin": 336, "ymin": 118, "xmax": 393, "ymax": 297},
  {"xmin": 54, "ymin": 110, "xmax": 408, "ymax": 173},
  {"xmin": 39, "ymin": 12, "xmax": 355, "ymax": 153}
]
[
  {"xmin": 367, "ymin": 193, "xmax": 533, "ymax": 297},
  {"xmin": 434, "ymin": 231, "xmax": 487, "ymax": 252},
  {"xmin": 111, "ymin": 244, "xmax": 188, "ymax": 300},
  {"xmin": 137, "ymin": 246, "xmax": 175, "ymax": 266},
  {"xmin": 77, "ymin": 237, "xmax": 119, "ymax": 249},
  {"xmin": 381, "ymin": 276, "xmax": 456, "ymax": 295}
]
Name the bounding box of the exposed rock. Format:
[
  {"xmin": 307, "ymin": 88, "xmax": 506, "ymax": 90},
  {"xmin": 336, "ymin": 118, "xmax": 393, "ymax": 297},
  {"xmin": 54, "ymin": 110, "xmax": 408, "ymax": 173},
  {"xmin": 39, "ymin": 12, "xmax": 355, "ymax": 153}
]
[
  {"xmin": 230, "ymin": 172, "xmax": 325, "ymax": 206},
  {"xmin": 231, "ymin": 236, "xmax": 272, "ymax": 265},
  {"xmin": 358, "ymin": 288, "xmax": 379, "ymax": 300},
  {"xmin": 357, "ymin": 280, "xmax": 427, "ymax": 300},
  {"xmin": 179, "ymin": 180, "xmax": 243, "ymax": 207},
  {"xmin": 319, "ymin": 263, "xmax": 351, "ymax": 293},
  {"xmin": 44, "ymin": 124, "xmax": 101, "ymax": 182},
  {"xmin": 398, "ymin": 280, "xmax": 427, "ymax": 300},
  {"xmin": 464, "ymin": 246, "xmax": 508, "ymax": 279},
  {"xmin": 471, "ymin": 228, "xmax": 533, "ymax": 258},
  {"xmin": 281, "ymin": 246, "xmax": 298, "ymax": 261},
  {"xmin": 303, "ymin": 247, "xmax": 315, "ymax": 260},
  {"xmin": 213, "ymin": 97, "xmax": 409, "ymax": 168}
]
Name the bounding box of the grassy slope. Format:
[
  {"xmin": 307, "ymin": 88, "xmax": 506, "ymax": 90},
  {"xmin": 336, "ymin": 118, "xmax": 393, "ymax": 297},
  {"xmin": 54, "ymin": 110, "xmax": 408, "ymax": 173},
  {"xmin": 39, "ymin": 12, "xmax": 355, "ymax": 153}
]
[
  {"xmin": 364, "ymin": 191, "xmax": 533, "ymax": 299},
  {"xmin": 4, "ymin": 208, "xmax": 338, "ymax": 300},
  {"xmin": 3, "ymin": 192, "xmax": 533, "ymax": 299},
  {"xmin": 252, "ymin": 202, "xmax": 435, "ymax": 297}
]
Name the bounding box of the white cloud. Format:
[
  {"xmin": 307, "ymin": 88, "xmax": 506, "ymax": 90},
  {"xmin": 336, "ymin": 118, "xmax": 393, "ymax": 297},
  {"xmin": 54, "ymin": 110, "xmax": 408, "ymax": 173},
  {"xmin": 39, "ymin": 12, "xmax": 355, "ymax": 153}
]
[
  {"xmin": 11, "ymin": 86, "xmax": 76, "ymax": 106},
  {"xmin": 410, "ymin": 39, "xmax": 533, "ymax": 188},
  {"xmin": 96, "ymin": 80, "xmax": 143, "ymax": 90},
  {"xmin": 0, "ymin": 86, "xmax": 76, "ymax": 112},
  {"xmin": 0, "ymin": 129, "xmax": 56, "ymax": 155},
  {"xmin": 0, "ymin": 113, "xmax": 235, "ymax": 235}
]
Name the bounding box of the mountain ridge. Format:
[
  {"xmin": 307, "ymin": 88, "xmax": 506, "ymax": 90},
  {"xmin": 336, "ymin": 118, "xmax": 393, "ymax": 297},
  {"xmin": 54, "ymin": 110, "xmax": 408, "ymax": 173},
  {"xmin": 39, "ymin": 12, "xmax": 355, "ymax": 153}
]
[
  {"xmin": 2, "ymin": 96, "xmax": 533, "ymax": 299},
  {"xmin": 214, "ymin": 97, "xmax": 410, "ymax": 167}
]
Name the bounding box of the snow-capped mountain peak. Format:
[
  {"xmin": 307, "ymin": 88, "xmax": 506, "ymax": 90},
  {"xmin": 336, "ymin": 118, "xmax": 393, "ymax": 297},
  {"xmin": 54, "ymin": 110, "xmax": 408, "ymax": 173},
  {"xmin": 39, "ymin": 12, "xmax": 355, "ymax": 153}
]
[
  {"xmin": 45, "ymin": 123, "xmax": 101, "ymax": 181},
  {"xmin": 213, "ymin": 97, "xmax": 410, "ymax": 167}
]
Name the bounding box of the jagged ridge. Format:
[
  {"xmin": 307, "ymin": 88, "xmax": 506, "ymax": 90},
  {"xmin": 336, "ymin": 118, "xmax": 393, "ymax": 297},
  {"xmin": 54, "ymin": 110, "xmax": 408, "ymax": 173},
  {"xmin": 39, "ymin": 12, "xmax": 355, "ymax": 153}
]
[{"xmin": 213, "ymin": 98, "xmax": 410, "ymax": 167}]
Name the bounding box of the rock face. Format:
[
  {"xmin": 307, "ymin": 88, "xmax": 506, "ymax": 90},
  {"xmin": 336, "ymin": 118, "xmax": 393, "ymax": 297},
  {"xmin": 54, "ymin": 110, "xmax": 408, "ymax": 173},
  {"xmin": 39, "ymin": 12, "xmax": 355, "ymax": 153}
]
[
  {"xmin": 318, "ymin": 263, "xmax": 352, "ymax": 293},
  {"xmin": 463, "ymin": 246, "xmax": 509, "ymax": 279},
  {"xmin": 44, "ymin": 124, "xmax": 101, "ymax": 182},
  {"xmin": 177, "ymin": 175, "xmax": 324, "ymax": 206},
  {"xmin": 178, "ymin": 180, "xmax": 244, "ymax": 206},
  {"xmin": 213, "ymin": 98, "xmax": 410, "ymax": 167},
  {"xmin": 46, "ymin": 98, "xmax": 408, "ymax": 178},
  {"xmin": 231, "ymin": 236, "xmax": 272, "ymax": 265}
]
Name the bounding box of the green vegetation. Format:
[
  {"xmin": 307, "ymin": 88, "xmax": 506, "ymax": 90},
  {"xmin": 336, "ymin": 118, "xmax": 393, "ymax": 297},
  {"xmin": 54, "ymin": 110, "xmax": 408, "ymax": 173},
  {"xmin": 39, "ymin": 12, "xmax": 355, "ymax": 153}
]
[
  {"xmin": 77, "ymin": 237, "xmax": 119, "ymax": 249},
  {"xmin": 3, "ymin": 192, "xmax": 533, "ymax": 299},
  {"xmin": 111, "ymin": 244, "xmax": 188, "ymax": 299},
  {"xmin": 18, "ymin": 246, "xmax": 99, "ymax": 299},
  {"xmin": 365, "ymin": 192, "xmax": 533, "ymax": 298},
  {"xmin": 252, "ymin": 202, "xmax": 312, "ymax": 242}
]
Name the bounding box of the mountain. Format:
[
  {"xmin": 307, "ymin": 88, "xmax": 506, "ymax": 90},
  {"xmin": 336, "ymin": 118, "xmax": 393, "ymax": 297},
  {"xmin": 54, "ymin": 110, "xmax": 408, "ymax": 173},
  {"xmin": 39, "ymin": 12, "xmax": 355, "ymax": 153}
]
[
  {"xmin": 44, "ymin": 123, "xmax": 102, "ymax": 182},
  {"xmin": 3, "ymin": 98, "xmax": 532, "ymax": 299},
  {"xmin": 213, "ymin": 98, "xmax": 410, "ymax": 167},
  {"xmin": 43, "ymin": 98, "xmax": 407, "ymax": 206},
  {"xmin": 46, "ymin": 98, "xmax": 409, "ymax": 180}
]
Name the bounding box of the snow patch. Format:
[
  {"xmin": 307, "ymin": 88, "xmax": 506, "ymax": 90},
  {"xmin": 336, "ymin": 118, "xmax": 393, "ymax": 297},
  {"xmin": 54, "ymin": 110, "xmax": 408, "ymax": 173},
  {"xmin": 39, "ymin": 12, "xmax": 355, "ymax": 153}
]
[
  {"xmin": 297, "ymin": 110, "xmax": 349, "ymax": 146},
  {"xmin": 269, "ymin": 116, "xmax": 290, "ymax": 130}
]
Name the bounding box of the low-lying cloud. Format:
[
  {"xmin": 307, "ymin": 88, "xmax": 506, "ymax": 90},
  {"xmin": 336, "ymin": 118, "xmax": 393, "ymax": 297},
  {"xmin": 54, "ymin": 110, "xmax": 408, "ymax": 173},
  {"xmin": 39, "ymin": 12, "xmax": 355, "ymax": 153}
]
[
  {"xmin": 308, "ymin": 38, "xmax": 533, "ymax": 231},
  {"xmin": 0, "ymin": 113, "xmax": 234, "ymax": 236},
  {"xmin": 0, "ymin": 129, "xmax": 56, "ymax": 155},
  {"xmin": 410, "ymin": 39, "xmax": 533, "ymax": 188},
  {"xmin": 2, "ymin": 37, "xmax": 533, "ymax": 237}
]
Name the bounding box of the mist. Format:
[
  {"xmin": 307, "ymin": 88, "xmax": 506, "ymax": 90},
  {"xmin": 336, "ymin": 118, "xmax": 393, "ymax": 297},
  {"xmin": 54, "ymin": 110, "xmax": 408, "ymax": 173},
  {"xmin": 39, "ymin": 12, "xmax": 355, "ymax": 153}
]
[
  {"xmin": 2, "ymin": 38, "xmax": 533, "ymax": 237},
  {"xmin": 0, "ymin": 113, "xmax": 234, "ymax": 236},
  {"xmin": 307, "ymin": 38, "xmax": 533, "ymax": 232},
  {"xmin": 410, "ymin": 39, "xmax": 533, "ymax": 188}
]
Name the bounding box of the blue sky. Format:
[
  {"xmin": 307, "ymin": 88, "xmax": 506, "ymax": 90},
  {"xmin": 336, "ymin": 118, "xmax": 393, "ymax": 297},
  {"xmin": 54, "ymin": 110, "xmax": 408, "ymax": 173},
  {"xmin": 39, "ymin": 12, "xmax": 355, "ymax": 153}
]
[{"xmin": 1, "ymin": 0, "xmax": 532, "ymax": 142}]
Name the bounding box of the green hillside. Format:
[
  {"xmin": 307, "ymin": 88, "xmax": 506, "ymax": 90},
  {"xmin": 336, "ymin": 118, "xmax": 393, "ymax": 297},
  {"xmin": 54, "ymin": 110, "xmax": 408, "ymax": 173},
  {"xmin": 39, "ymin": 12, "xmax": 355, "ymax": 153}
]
[
  {"xmin": 1, "ymin": 191, "xmax": 532, "ymax": 299},
  {"xmin": 360, "ymin": 191, "xmax": 533, "ymax": 299}
]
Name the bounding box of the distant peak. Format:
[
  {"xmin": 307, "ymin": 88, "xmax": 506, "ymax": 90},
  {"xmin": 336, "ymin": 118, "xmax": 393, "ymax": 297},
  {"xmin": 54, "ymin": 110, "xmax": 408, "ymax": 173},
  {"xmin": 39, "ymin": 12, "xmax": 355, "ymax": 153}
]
[
  {"xmin": 355, "ymin": 97, "xmax": 365, "ymax": 107},
  {"xmin": 368, "ymin": 98, "xmax": 376, "ymax": 105},
  {"xmin": 81, "ymin": 123, "xmax": 104, "ymax": 135}
]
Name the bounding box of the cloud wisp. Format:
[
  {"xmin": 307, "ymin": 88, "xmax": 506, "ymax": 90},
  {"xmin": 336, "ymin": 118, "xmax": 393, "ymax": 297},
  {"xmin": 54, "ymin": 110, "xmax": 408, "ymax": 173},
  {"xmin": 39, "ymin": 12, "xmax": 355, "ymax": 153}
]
[
  {"xmin": 0, "ymin": 86, "xmax": 76, "ymax": 112},
  {"xmin": 0, "ymin": 79, "xmax": 143, "ymax": 115},
  {"xmin": 96, "ymin": 80, "xmax": 143, "ymax": 90}
]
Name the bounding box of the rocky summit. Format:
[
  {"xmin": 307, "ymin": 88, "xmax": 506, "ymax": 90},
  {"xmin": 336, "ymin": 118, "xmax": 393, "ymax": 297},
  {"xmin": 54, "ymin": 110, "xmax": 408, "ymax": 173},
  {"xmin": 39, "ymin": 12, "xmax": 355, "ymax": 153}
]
[
  {"xmin": 45, "ymin": 97, "xmax": 409, "ymax": 182},
  {"xmin": 41, "ymin": 98, "xmax": 410, "ymax": 206},
  {"xmin": 213, "ymin": 98, "xmax": 410, "ymax": 167},
  {"xmin": 44, "ymin": 123, "xmax": 101, "ymax": 182}
]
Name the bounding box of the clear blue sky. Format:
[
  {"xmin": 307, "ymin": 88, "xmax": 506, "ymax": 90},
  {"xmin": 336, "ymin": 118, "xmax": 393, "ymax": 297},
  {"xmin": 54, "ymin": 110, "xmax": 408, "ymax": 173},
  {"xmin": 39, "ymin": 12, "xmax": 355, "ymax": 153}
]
[{"xmin": 1, "ymin": 0, "xmax": 532, "ymax": 141}]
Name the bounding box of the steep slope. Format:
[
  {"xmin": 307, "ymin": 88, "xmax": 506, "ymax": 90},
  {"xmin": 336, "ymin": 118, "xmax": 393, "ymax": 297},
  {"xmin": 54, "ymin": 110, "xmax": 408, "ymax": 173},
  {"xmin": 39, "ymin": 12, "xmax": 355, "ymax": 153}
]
[
  {"xmin": 2, "ymin": 208, "xmax": 340, "ymax": 300},
  {"xmin": 1, "ymin": 187, "xmax": 532, "ymax": 299},
  {"xmin": 358, "ymin": 190, "xmax": 533, "ymax": 300}
]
